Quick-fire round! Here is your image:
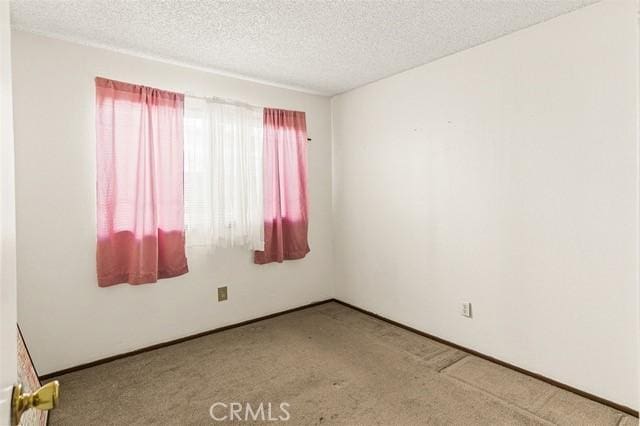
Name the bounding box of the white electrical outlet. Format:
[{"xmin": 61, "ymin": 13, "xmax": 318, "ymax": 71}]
[{"xmin": 462, "ymin": 302, "xmax": 472, "ymax": 318}]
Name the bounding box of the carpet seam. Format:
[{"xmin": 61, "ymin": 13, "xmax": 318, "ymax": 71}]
[
  {"xmin": 615, "ymin": 413, "xmax": 629, "ymax": 426},
  {"xmin": 531, "ymin": 387, "xmax": 561, "ymax": 412},
  {"xmin": 333, "ymin": 300, "xmax": 638, "ymax": 418},
  {"xmin": 318, "ymin": 303, "xmax": 636, "ymax": 422},
  {"xmin": 317, "ymin": 307, "xmax": 556, "ymax": 423},
  {"xmin": 314, "ymin": 307, "xmax": 453, "ymax": 369},
  {"xmin": 436, "ymin": 353, "xmax": 470, "ymax": 374},
  {"xmin": 616, "ymin": 414, "xmax": 623, "ymax": 426},
  {"xmin": 441, "ymin": 373, "xmax": 556, "ymax": 425}
]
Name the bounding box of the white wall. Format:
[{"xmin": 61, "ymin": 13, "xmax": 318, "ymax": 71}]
[
  {"xmin": 11, "ymin": 31, "xmax": 333, "ymax": 375},
  {"xmin": 0, "ymin": 2, "xmax": 17, "ymax": 422},
  {"xmin": 332, "ymin": 0, "xmax": 639, "ymax": 410}
]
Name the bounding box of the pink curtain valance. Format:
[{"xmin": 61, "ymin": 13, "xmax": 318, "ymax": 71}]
[
  {"xmin": 95, "ymin": 77, "xmax": 184, "ymax": 102},
  {"xmin": 95, "ymin": 77, "xmax": 188, "ymax": 286}
]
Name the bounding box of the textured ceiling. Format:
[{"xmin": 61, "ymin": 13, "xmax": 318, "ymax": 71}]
[{"xmin": 10, "ymin": 0, "xmax": 597, "ymax": 95}]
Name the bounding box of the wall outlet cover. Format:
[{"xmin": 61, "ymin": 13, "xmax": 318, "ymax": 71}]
[
  {"xmin": 218, "ymin": 286, "xmax": 228, "ymax": 302},
  {"xmin": 462, "ymin": 302, "xmax": 472, "ymax": 318}
]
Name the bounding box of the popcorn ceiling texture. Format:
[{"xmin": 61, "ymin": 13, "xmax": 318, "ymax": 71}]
[{"xmin": 10, "ymin": 0, "xmax": 597, "ymax": 95}]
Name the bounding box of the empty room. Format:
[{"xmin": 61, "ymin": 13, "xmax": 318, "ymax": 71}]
[{"xmin": 0, "ymin": 0, "xmax": 639, "ymax": 424}]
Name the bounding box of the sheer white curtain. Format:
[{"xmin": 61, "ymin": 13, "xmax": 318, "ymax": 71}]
[{"xmin": 184, "ymin": 97, "xmax": 264, "ymax": 250}]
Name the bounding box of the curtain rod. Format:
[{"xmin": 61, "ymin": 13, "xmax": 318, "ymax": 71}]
[
  {"xmin": 184, "ymin": 91, "xmax": 312, "ymax": 141},
  {"xmin": 184, "ymin": 92, "xmax": 258, "ymax": 109}
]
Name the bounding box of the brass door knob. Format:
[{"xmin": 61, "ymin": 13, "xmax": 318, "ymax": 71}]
[{"xmin": 11, "ymin": 380, "xmax": 59, "ymax": 426}]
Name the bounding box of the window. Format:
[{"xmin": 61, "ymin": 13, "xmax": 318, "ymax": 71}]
[{"xmin": 184, "ymin": 97, "xmax": 264, "ymax": 250}]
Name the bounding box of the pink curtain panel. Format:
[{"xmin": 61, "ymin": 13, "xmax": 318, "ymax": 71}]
[
  {"xmin": 95, "ymin": 77, "xmax": 188, "ymax": 286},
  {"xmin": 255, "ymin": 108, "xmax": 310, "ymax": 264}
]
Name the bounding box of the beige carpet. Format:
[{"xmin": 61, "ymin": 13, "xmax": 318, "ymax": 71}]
[{"xmin": 48, "ymin": 302, "xmax": 637, "ymax": 425}]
